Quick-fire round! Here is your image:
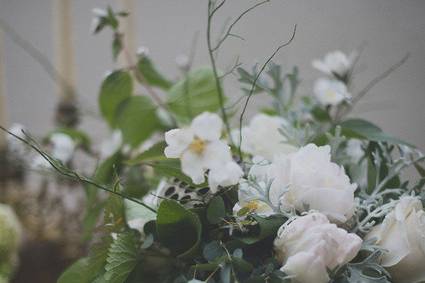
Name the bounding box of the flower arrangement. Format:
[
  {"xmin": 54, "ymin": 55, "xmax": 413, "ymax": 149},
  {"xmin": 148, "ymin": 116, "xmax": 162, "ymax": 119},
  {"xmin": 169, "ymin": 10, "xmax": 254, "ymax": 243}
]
[{"xmin": 2, "ymin": 1, "xmax": 424, "ymax": 283}]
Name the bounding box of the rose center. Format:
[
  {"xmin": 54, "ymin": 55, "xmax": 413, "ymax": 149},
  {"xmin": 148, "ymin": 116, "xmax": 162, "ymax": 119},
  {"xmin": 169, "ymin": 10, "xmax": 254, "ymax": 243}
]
[{"xmin": 189, "ymin": 137, "xmax": 206, "ymax": 155}]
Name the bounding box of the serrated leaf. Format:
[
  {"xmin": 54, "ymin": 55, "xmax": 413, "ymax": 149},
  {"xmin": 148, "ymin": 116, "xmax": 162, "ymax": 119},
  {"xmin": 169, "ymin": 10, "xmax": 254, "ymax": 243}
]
[
  {"xmin": 167, "ymin": 67, "xmax": 222, "ymax": 121},
  {"xmin": 137, "ymin": 56, "xmax": 173, "ymax": 90},
  {"xmin": 156, "ymin": 200, "xmax": 201, "ymax": 258},
  {"xmin": 104, "ymin": 232, "xmax": 139, "ymax": 283},
  {"xmin": 115, "ymin": 96, "xmax": 161, "ymax": 147},
  {"xmin": 99, "ymin": 70, "xmax": 132, "ymax": 127}
]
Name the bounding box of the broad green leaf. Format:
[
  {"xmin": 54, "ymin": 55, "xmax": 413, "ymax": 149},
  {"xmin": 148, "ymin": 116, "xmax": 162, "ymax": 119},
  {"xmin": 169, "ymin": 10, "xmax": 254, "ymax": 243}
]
[
  {"xmin": 237, "ymin": 215, "xmax": 285, "ymax": 245},
  {"xmin": 57, "ymin": 258, "xmax": 94, "ymax": 283},
  {"xmin": 156, "ymin": 200, "xmax": 201, "ymax": 257},
  {"xmin": 137, "ymin": 56, "xmax": 173, "ymax": 90},
  {"xmin": 203, "ymin": 241, "xmax": 225, "ymax": 262},
  {"xmin": 167, "ymin": 67, "xmax": 222, "ymax": 121},
  {"xmin": 115, "ymin": 96, "xmax": 160, "ymax": 147},
  {"xmin": 104, "ymin": 232, "xmax": 139, "ymax": 283},
  {"xmin": 340, "ymin": 119, "xmax": 413, "ymax": 146},
  {"xmin": 206, "ymin": 196, "xmax": 226, "ymax": 224},
  {"xmin": 126, "ymin": 141, "xmax": 167, "ymax": 165},
  {"xmin": 99, "ymin": 70, "xmax": 132, "ymax": 127}
]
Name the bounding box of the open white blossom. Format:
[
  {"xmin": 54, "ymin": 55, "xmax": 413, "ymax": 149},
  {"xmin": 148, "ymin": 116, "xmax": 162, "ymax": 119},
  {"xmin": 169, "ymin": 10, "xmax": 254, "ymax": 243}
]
[
  {"xmin": 239, "ymin": 144, "xmax": 357, "ymax": 222},
  {"xmin": 366, "ymin": 196, "xmax": 425, "ymax": 283},
  {"xmin": 99, "ymin": 130, "xmax": 123, "ymax": 160},
  {"xmin": 164, "ymin": 112, "xmax": 243, "ymax": 193},
  {"xmin": 274, "ymin": 213, "xmax": 362, "ymax": 283},
  {"xmin": 50, "ymin": 133, "xmax": 76, "ymax": 164},
  {"xmin": 6, "ymin": 123, "xmax": 27, "ymax": 157},
  {"xmin": 312, "ymin": 50, "xmax": 356, "ymax": 77},
  {"xmin": 314, "ymin": 78, "xmax": 351, "ymax": 106},
  {"xmin": 234, "ymin": 113, "xmax": 297, "ymax": 161}
]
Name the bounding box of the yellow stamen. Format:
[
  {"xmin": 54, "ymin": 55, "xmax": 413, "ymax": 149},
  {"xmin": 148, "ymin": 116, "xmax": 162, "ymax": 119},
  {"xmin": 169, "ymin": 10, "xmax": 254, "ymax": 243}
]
[
  {"xmin": 189, "ymin": 137, "xmax": 206, "ymax": 155},
  {"xmin": 245, "ymin": 200, "xmax": 260, "ymax": 211}
]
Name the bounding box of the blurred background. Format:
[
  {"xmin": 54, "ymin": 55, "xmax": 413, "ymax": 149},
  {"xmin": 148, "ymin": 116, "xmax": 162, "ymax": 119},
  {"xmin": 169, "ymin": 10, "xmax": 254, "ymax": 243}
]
[
  {"xmin": 1, "ymin": 0, "xmax": 425, "ymax": 149},
  {"xmin": 0, "ymin": 0, "xmax": 424, "ymax": 282}
]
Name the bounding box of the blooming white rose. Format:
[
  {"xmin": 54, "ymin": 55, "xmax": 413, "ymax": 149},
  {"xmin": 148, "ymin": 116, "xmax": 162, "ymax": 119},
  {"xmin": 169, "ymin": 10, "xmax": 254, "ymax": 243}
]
[
  {"xmin": 366, "ymin": 196, "xmax": 425, "ymax": 283},
  {"xmin": 234, "ymin": 113, "xmax": 297, "ymax": 161},
  {"xmin": 99, "ymin": 130, "xmax": 123, "ymax": 160},
  {"xmin": 312, "ymin": 50, "xmax": 356, "ymax": 77},
  {"xmin": 274, "ymin": 213, "xmax": 362, "ymax": 283},
  {"xmin": 314, "ymin": 78, "xmax": 351, "ymax": 106},
  {"xmin": 164, "ymin": 112, "xmax": 243, "ymax": 193},
  {"xmin": 238, "ymin": 144, "xmax": 357, "ymax": 222}
]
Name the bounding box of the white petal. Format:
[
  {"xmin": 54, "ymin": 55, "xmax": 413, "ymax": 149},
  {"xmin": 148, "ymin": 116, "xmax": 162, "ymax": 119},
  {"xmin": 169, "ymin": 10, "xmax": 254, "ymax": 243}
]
[
  {"xmin": 208, "ymin": 161, "xmax": 243, "ymax": 193},
  {"xmin": 191, "ymin": 112, "xmax": 223, "ymax": 141},
  {"xmin": 164, "ymin": 128, "xmax": 193, "ymax": 158},
  {"xmin": 50, "ymin": 133, "xmax": 76, "ymax": 163},
  {"xmin": 202, "ymin": 140, "xmax": 232, "ymax": 169},
  {"xmin": 282, "ymin": 252, "xmax": 330, "ymax": 283},
  {"xmin": 181, "ymin": 151, "xmax": 205, "ymax": 184}
]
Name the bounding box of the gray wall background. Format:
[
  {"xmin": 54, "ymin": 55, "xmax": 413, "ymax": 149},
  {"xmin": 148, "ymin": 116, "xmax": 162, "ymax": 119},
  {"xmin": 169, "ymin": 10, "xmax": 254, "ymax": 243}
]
[{"xmin": 1, "ymin": 0, "xmax": 424, "ymax": 150}]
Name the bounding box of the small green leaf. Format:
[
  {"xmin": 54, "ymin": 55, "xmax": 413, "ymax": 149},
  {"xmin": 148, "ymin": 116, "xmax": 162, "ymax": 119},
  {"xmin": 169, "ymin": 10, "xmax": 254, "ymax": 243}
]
[
  {"xmin": 203, "ymin": 241, "xmax": 224, "ymax": 262},
  {"xmin": 167, "ymin": 67, "xmax": 222, "ymax": 121},
  {"xmin": 99, "ymin": 70, "xmax": 132, "ymax": 127},
  {"xmin": 112, "ymin": 33, "xmax": 123, "ymax": 60},
  {"xmin": 206, "ymin": 196, "xmax": 226, "ymax": 224},
  {"xmin": 236, "ymin": 215, "xmax": 285, "ymax": 245},
  {"xmin": 126, "ymin": 141, "xmax": 167, "ymax": 165},
  {"xmin": 104, "ymin": 232, "xmax": 139, "ymax": 283},
  {"xmin": 115, "ymin": 96, "xmax": 160, "ymax": 147},
  {"xmin": 137, "ymin": 56, "xmax": 173, "ymax": 90},
  {"xmin": 156, "ymin": 200, "xmax": 202, "ymax": 257}
]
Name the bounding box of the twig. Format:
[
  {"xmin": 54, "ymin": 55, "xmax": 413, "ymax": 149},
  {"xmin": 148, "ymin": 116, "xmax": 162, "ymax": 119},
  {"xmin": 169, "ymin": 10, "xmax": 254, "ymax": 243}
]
[
  {"xmin": 0, "ymin": 125, "xmax": 157, "ymax": 213},
  {"xmin": 238, "ymin": 25, "xmax": 297, "ymax": 158},
  {"xmin": 212, "ymin": 0, "xmax": 270, "ymax": 52}
]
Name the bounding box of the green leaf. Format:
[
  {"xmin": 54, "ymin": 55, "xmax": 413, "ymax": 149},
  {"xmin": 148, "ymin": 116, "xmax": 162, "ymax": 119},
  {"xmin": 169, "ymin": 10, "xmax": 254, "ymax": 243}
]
[
  {"xmin": 203, "ymin": 241, "xmax": 225, "ymax": 262},
  {"xmin": 156, "ymin": 200, "xmax": 202, "ymax": 257},
  {"xmin": 148, "ymin": 159, "xmax": 200, "ymax": 187},
  {"xmin": 237, "ymin": 215, "xmax": 285, "ymax": 245},
  {"xmin": 57, "ymin": 258, "xmax": 94, "ymax": 283},
  {"xmin": 112, "ymin": 33, "xmax": 123, "ymax": 60},
  {"xmin": 115, "ymin": 96, "xmax": 160, "ymax": 147},
  {"xmin": 137, "ymin": 56, "xmax": 173, "ymax": 90},
  {"xmin": 104, "ymin": 232, "xmax": 139, "ymax": 283},
  {"xmin": 340, "ymin": 119, "xmax": 413, "ymax": 147},
  {"xmin": 206, "ymin": 196, "xmax": 226, "ymax": 224},
  {"xmin": 126, "ymin": 141, "xmax": 167, "ymax": 165},
  {"xmin": 167, "ymin": 67, "xmax": 222, "ymax": 121},
  {"xmin": 125, "ymin": 199, "xmax": 156, "ymax": 224},
  {"xmin": 99, "ymin": 70, "xmax": 133, "ymax": 127}
]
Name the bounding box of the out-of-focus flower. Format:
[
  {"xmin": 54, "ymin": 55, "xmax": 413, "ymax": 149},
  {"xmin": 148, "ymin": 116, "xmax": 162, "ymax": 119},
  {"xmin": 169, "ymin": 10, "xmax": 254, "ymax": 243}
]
[
  {"xmin": 314, "ymin": 78, "xmax": 351, "ymax": 106},
  {"xmin": 366, "ymin": 196, "xmax": 425, "ymax": 283},
  {"xmin": 99, "ymin": 130, "xmax": 123, "ymax": 160},
  {"xmin": 164, "ymin": 112, "xmax": 243, "ymax": 192},
  {"xmin": 175, "ymin": 54, "xmax": 190, "ymax": 71},
  {"xmin": 6, "ymin": 123, "xmax": 27, "ymax": 157},
  {"xmin": 312, "ymin": 50, "xmax": 356, "ymax": 78},
  {"xmin": 274, "ymin": 213, "xmax": 362, "ymax": 283},
  {"xmin": 137, "ymin": 46, "xmax": 150, "ymax": 57},
  {"xmin": 50, "ymin": 133, "xmax": 76, "ymax": 164},
  {"xmin": 240, "ymin": 144, "xmax": 357, "ymax": 222},
  {"xmin": 233, "ymin": 113, "xmax": 297, "ymax": 161}
]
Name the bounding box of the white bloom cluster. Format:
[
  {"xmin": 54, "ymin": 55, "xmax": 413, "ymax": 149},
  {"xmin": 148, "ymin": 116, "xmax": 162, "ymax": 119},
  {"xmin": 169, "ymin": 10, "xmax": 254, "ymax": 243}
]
[
  {"xmin": 238, "ymin": 143, "xmax": 357, "ymax": 223},
  {"xmin": 235, "ymin": 113, "xmax": 297, "ymax": 161},
  {"xmin": 164, "ymin": 112, "xmax": 243, "ymax": 193},
  {"xmin": 32, "ymin": 133, "xmax": 76, "ymax": 170},
  {"xmin": 312, "ymin": 51, "xmax": 355, "ymax": 106},
  {"xmin": 274, "ymin": 213, "xmax": 362, "ymax": 283},
  {"xmin": 367, "ymin": 196, "xmax": 425, "ymax": 283}
]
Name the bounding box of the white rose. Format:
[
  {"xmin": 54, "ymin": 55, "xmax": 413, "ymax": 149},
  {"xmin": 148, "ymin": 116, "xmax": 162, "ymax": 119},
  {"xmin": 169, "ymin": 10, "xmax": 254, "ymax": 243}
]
[
  {"xmin": 274, "ymin": 213, "xmax": 362, "ymax": 283},
  {"xmin": 314, "ymin": 78, "xmax": 351, "ymax": 106},
  {"xmin": 234, "ymin": 113, "xmax": 297, "ymax": 161},
  {"xmin": 238, "ymin": 144, "xmax": 357, "ymax": 222},
  {"xmin": 312, "ymin": 50, "xmax": 356, "ymax": 77},
  {"xmin": 366, "ymin": 196, "xmax": 425, "ymax": 283}
]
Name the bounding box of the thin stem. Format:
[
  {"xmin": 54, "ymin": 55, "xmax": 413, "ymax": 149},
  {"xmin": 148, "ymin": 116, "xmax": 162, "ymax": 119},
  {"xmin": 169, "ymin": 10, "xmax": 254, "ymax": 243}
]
[
  {"xmin": 207, "ymin": 0, "xmax": 233, "ymax": 144},
  {"xmin": 238, "ymin": 25, "xmax": 297, "ymax": 158},
  {"xmin": 0, "ymin": 125, "xmax": 157, "ymax": 213}
]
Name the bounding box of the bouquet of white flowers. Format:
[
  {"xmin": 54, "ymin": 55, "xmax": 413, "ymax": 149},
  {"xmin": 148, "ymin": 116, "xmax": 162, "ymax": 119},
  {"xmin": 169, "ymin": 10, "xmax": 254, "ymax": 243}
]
[{"xmin": 3, "ymin": 2, "xmax": 424, "ymax": 283}]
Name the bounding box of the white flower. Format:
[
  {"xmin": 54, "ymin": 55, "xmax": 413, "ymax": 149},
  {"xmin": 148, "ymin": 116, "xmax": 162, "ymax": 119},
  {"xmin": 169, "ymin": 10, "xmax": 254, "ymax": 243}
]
[
  {"xmin": 50, "ymin": 133, "xmax": 76, "ymax": 164},
  {"xmin": 176, "ymin": 54, "xmax": 190, "ymax": 71},
  {"xmin": 314, "ymin": 78, "xmax": 351, "ymax": 106},
  {"xmin": 366, "ymin": 196, "xmax": 425, "ymax": 283},
  {"xmin": 137, "ymin": 46, "xmax": 150, "ymax": 57},
  {"xmin": 240, "ymin": 144, "xmax": 357, "ymax": 222},
  {"xmin": 312, "ymin": 50, "xmax": 356, "ymax": 77},
  {"xmin": 164, "ymin": 112, "xmax": 243, "ymax": 193},
  {"xmin": 100, "ymin": 130, "xmax": 123, "ymax": 160},
  {"xmin": 274, "ymin": 213, "xmax": 362, "ymax": 283},
  {"xmin": 234, "ymin": 114, "xmax": 297, "ymax": 161}
]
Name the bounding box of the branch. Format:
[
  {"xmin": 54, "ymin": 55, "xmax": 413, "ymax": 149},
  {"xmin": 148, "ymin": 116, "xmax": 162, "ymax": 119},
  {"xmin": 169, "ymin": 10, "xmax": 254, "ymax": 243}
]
[
  {"xmin": 238, "ymin": 25, "xmax": 297, "ymax": 158},
  {"xmin": 0, "ymin": 125, "xmax": 157, "ymax": 213},
  {"xmin": 212, "ymin": 0, "xmax": 270, "ymax": 52}
]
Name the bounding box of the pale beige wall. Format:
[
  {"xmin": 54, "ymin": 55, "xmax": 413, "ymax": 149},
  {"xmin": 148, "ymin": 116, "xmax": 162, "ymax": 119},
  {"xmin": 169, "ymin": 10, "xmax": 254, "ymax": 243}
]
[{"xmin": 1, "ymin": 0, "xmax": 424, "ymax": 150}]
